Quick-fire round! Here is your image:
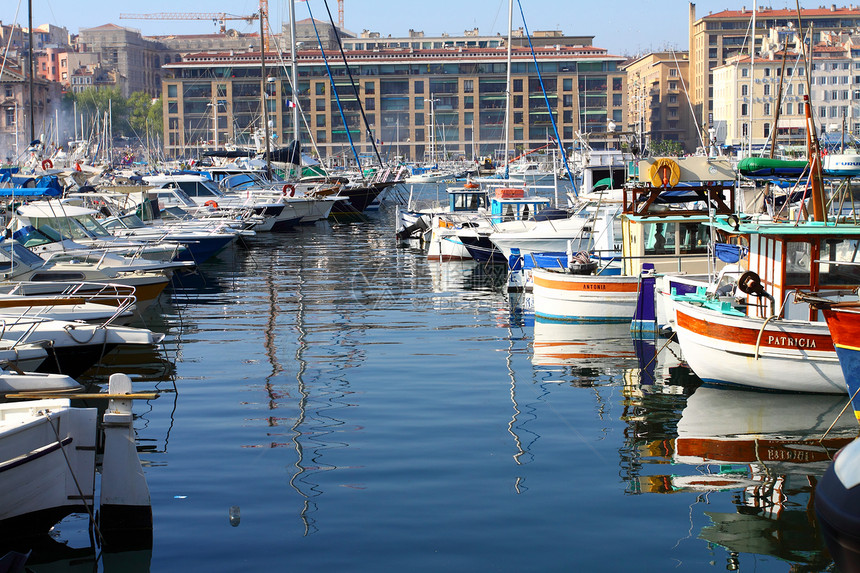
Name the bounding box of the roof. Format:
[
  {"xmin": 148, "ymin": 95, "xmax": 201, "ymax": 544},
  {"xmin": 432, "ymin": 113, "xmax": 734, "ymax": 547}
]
[
  {"xmin": 703, "ymin": 7, "xmax": 860, "ymax": 20},
  {"xmin": 165, "ymin": 45, "xmax": 625, "ymax": 68},
  {"xmin": 713, "ymin": 218, "xmax": 860, "ymax": 236}
]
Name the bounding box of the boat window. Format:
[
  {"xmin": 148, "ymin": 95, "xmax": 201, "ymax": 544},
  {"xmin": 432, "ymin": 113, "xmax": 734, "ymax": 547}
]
[
  {"xmin": 30, "ymin": 216, "xmax": 91, "ymax": 240},
  {"xmin": 785, "ymin": 241, "xmax": 812, "ymax": 286},
  {"xmin": 644, "ymin": 222, "xmax": 675, "ymax": 255},
  {"xmin": 21, "ymin": 226, "xmax": 60, "ymax": 247},
  {"xmin": 503, "ymin": 204, "xmax": 515, "ymax": 222},
  {"xmin": 162, "ymin": 207, "xmax": 191, "ymax": 220},
  {"xmin": 76, "ymin": 215, "xmax": 111, "ymax": 237},
  {"xmin": 521, "ymin": 204, "xmax": 530, "ymax": 221},
  {"xmin": 818, "ymin": 238, "xmax": 860, "ymax": 287},
  {"xmin": 31, "ymin": 271, "xmax": 87, "ymax": 282},
  {"xmin": 678, "ymin": 222, "xmax": 710, "ymax": 254},
  {"xmin": 0, "ymin": 241, "xmax": 46, "ymax": 267}
]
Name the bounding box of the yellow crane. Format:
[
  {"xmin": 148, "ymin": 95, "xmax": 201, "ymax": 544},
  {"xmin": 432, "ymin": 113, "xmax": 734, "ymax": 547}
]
[{"xmin": 120, "ymin": 4, "xmax": 271, "ymax": 51}]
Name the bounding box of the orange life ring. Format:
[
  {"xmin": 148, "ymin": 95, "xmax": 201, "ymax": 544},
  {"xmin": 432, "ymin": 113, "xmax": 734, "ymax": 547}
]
[
  {"xmin": 41, "ymin": 159, "xmax": 53, "ymax": 170},
  {"xmin": 282, "ymin": 184, "xmax": 296, "ymax": 197},
  {"xmin": 204, "ymin": 200, "xmax": 219, "ymax": 209},
  {"xmin": 648, "ymin": 158, "xmax": 681, "ymax": 188}
]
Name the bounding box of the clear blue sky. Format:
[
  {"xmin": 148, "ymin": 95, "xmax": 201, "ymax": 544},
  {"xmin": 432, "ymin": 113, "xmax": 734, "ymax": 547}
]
[{"xmin": 2, "ymin": 1, "xmax": 812, "ymax": 56}]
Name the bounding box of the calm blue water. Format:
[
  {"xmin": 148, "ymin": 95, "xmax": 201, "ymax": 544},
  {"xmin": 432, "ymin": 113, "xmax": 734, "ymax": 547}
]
[{"xmin": 18, "ymin": 190, "xmax": 839, "ymax": 571}]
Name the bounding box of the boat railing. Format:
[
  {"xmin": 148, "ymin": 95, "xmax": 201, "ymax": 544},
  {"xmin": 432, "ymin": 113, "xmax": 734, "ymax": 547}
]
[{"xmin": 1, "ymin": 280, "xmax": 138, "ymax": 325}]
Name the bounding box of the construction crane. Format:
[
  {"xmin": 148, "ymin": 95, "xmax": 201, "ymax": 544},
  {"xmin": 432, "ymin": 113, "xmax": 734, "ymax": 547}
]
[{"xmin": 120, "ymin": 6, "xmax": 271, "ymax": 51}]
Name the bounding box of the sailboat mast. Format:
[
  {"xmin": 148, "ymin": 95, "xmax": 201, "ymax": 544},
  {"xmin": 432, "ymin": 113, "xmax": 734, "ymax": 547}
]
[
  {"xmin": 289, "ymin": 0, "xmax": 300, "ymax": 143},
  {"xmin": 503, "ymin": 0, "xmax": 513, "ymax": 177},
  {"xmin": 260, "ymin": 9, "xmax": 273, "ymax": 178},
  {"xmin": 27, "ymin": 0, "xmax": 35, "ymax": 142}
]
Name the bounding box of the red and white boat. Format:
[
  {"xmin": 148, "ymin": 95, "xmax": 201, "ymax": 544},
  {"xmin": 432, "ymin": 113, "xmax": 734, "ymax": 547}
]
[{"xmin": 673, "ymin": 95, "xmax": 860, "ymax": 393}]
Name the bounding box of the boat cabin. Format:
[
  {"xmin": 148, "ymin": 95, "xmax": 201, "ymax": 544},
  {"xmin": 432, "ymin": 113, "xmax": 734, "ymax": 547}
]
[
  {"xmin": 447, "ymin": 187, "xmax": 489, "ymax": 213},
  {"xmin": 489, "ymin": 188, "xmax": 551, "ymax": 224},
  {"xmin": 710, "ymin": 219, "xmax": 860, "ymax": 321}
]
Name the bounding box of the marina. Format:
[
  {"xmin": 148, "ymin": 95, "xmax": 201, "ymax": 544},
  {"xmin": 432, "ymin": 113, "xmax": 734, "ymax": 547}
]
[
  {"xmin": 6, "ymin": 1, "xmax": 860, "ymax": 570},
  {"xmin": 0, "ymin": 191, "xmax": 844, "ymax": 571}
]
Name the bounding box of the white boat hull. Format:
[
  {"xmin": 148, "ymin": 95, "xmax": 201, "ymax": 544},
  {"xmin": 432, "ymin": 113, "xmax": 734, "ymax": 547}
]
[
  {"xmin": 673, "ymin": 300, "xmax": 843, "ymax": 393},
  {"xmin": 532, "ymin": 269, "xmax": 640, "ymax": 322},
  {"xmin": 0, "ymin": 399, "xmax": 97, "ymax": 530}
]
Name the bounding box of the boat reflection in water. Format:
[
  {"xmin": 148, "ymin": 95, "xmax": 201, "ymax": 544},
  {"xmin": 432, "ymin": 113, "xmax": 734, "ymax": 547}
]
[
  {"xmin": 532, "ymin": 319, "xmax": 638, "ymax": 375},
  {"xmin": 630, "ymin": 385, "xmax": 856, "ymax": 569}
]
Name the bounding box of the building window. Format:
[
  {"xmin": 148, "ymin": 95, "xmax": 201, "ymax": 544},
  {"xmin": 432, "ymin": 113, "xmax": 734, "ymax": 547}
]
[
  {"xmin": 563, "ymin": 78, "xmax": 572, "ymax": 90},
  {"xmin": 5, "ymin": 108, "xmax": 14, "ymax": 127},
  {"xmin": 741, "ymin": 68, "xmax": 748, "ymax": 78},
  {"xmin": 513, "ymin": 95, "xmax": 523, "ymax": 108},
  {"xmin": 365, "ymin": 81, "xmax": 375, "ymax": 95},
  {"xmin": 513, "ymin": 79, "xmax": 523, "ymax": 91},
  {"xmin": 764, "ymin": 67, "xmax": 771, "ymax": 77},
  {"xmin": 316, "ymin": 115, "xmax": 325, "ymax": 127},
  {"xmin": 463, "ymin": 79, "xmax": 473, "ymax": 93},
  {"xmin": 764, "ymin": 103, "xmax": 770, "ymax": 116},
  {"xmin": 763, "ymin": 122, "xmax": 770, "ymax": 137},
  {"xmin": 741, "ymin": 85, "xmax": 748, "ymax": 96},
  {"xmin": 669, "ymin": 81, "xmax": 678, "ymax": 90},
  {"xmin": 669, "ymin": 68, "xmax": 678, "ymax": 77},
  {"xmin": 414, "ymin": 97, "xmax": 424, "ymax": 110},
  {"xmin": 414, "ymin": 80, "xmax": 424, "ymax": 94},
  {"xmin": 365, "ymin": 98, "xmax": 375, "ymax": 110},
  {"xmin": 741, "ymin": 103, "xmax": 748, "ymax": 116},
  {"xmin": 513, "ymin": 111, "xmax": 523, "ymax": 123},
  {"xmin": 316, "ymin": 99, "xmax": 325, "ymax": 112},
  {"xmin": 315, "ymin": 83, "xmax": 325, "ymax": 96},
  {"xmin": 167, "ymin": 84, "xmax": 177, "ymax": 98},
  {"xmin": 763, "ymin": 84, "xmax": 770, "ymax": 96}
]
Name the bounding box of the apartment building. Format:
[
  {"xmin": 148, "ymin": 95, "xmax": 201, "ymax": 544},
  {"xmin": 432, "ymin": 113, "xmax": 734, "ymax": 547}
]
[
  {"xmin": 0, "ymin": 57, "xmax": 63, "ymax": 161},
  {"xmin": 711, "ymin": 26, "xmax": 860, "ymax": 151},
  {"xmin": 623, "ymin": 51, "xmax": 698, "ymax": 153},
  {"xmin": 688, "ymin": 3, "xmax": 860, "ymax": 133},
  {"xmin": 161, "ymin": 42, "xmax": 626, "ymax": 161}
]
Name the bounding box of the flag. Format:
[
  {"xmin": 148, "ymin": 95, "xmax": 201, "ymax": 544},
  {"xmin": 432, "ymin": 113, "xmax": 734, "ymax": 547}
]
[
  {"xmin": 286, "ymin": 100, "xmax": 297, "ymax": 108},
  {"xmin": 376, "ymin": 138, "xmax": 383, "ymax": 146}
]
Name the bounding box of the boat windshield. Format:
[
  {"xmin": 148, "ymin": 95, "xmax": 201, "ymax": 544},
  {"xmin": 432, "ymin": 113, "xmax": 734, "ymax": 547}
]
[
  {"xmin": 175, "ymin": 180, "xmax": 224, "ymax": 199},
  {"xmin": 222, "ymin": 173, "xmax": 269, "ymax": 191},
  {"xmin": 102, "ymin": 213, "xmax": 147, "ymax": 230},
  {"xmin": 0, "ymin": 240, "xmax": 47, "ymax": 269},
  {"xmin": 29, "ymin": 215, "xmax": 94, "ymax": 240},
  {"xmin": 161, "ymin": 206, "xmax": 192, "ymax": 221}
]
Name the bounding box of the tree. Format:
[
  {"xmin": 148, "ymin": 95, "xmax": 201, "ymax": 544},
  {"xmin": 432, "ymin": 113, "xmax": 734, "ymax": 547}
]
[
  {"xmin": 648, "ymin": 139, "xmax": 684, "ymax": 157},
  {"xmin": 127, "ymin": 91, "xmax": 159, "ymax": 135}
]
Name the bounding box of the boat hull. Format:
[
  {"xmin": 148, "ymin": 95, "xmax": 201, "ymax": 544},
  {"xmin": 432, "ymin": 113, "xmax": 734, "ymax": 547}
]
[
  {"xmin": 673, "ymin": 300, "xmax": 843, "ymax": 393},
  {"xmin": 0, "ymin": 400, "xmax": 97, "ymax": 536},
  {"xmin": 532, "ymin": 269, "xmax": 640, "ymax": 322}
]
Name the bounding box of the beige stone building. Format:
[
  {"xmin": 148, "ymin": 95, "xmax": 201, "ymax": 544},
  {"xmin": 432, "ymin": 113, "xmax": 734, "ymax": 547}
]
[
  {"xmin": 688, "ymin": 3, "xmax": 860, "ymax": 134},
  {"xmin": 0, "ymin": 57, "xmax": 64, "ymax": 161},
  {"xmin": 160, "ymin": 42, "xmax": 627, "ymax": 161},
  {"xmin": 623, "ymin": 51, "xmax": 698, "ymax": 153}
]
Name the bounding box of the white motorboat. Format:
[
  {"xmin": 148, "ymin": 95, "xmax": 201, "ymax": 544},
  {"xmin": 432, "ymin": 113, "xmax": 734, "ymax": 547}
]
[{"xmin": 0, "ymin": 374, "xmax": 152, "ymax": 539}]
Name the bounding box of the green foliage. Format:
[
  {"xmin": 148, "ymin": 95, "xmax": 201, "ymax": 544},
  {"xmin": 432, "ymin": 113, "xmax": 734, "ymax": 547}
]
[
  {"xmin": 63, "ymin": 88, "xmax": 162, "ymax": 137},
  {"xmin": 648, "ymin": 139, "xmax": 684, "ymax": 157}
]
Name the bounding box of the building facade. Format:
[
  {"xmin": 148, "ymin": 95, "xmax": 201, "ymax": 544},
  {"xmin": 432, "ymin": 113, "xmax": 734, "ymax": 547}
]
[
  {"xmin": 689, "ymin": 3, "xmax": 860, "ymax": 134},
  {"xmin": 161, "ymin": 43, "xmax": 626, "ymax": 161},
  {"xmin": 0, "ymin": 58, "xmax": 63, "ymax": 162},
  {"xmin": 623, "ymin": 51, "xmax": 697, "ymax": 153},
  {"xmin": 76, "ymin": 24, "xmax": 164, "ymax": 97}
]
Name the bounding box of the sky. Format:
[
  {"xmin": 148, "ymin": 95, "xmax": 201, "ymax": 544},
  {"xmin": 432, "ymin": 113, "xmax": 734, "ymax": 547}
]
[{"xmin": 2, "ymin": 1, "xmax": 820, "ymax": 56}]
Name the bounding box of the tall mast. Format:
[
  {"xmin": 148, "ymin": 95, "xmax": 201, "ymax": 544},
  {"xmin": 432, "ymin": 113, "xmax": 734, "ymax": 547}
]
[
  {"xmin": 260, "ymin": 8, "xmax": 272, "ymax": 179},
  {"xmin": 289, "ymin": 0, "xmax": 300, "ymax": 143},
  {"xmin": 27, "ymin": 0, "xmax": 35, "ymax": 143},
  {"xmin": 503, "ymin": 0, "xmax": 513, "ymax": 178}
]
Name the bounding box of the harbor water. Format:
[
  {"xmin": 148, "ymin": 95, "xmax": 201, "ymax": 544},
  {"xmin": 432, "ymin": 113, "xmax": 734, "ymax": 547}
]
[{"xmin": 10, "ymin": 187, "xmax": 842, "ymax": 571}]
